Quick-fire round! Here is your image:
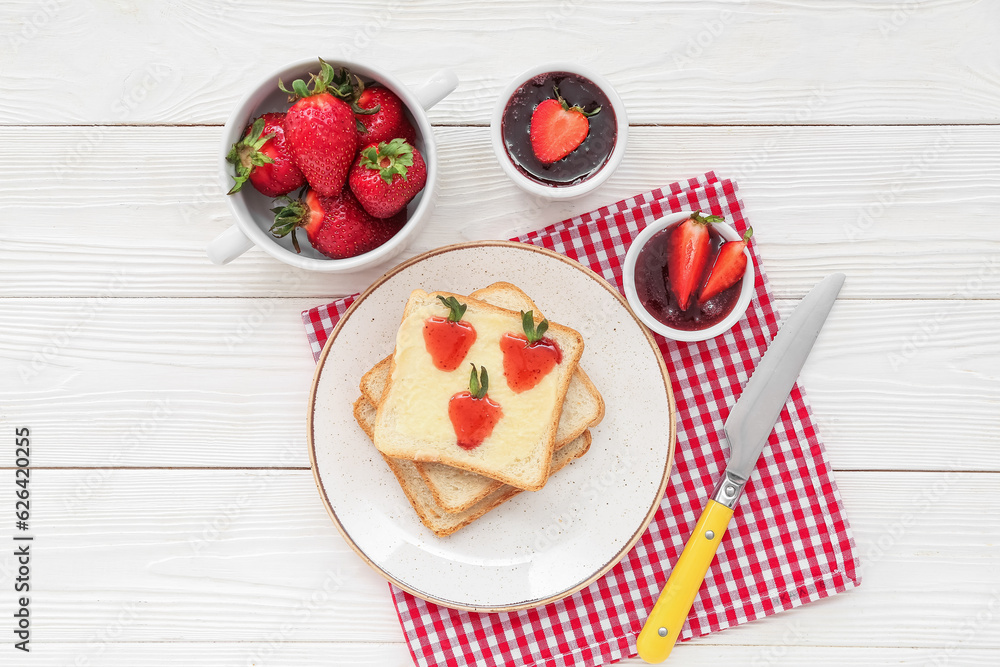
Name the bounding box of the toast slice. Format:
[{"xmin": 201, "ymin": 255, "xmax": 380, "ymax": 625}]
[
  {"xmin": 372, "ymin": 288, "xmax": 585, "ymax": 491},
  {"xmin": 359, "ymin": 284, "xmax": 605, "ymax": 512},
  {"xmin": 354, "ymin": 397, "xmax": 592, "ymax": 537}
]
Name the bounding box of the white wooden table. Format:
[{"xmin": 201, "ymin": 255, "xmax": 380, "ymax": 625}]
[{"xmin": 2, "ymin": 1, "xmax": 998, "ymax": 665}]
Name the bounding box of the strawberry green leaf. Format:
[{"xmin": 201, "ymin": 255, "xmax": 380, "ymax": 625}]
[
  {"xmin": 268, "ymin": 199, "xmax": 310, "ymax": 254},
  {"xmin": 467, "ymin": 364, "xmax": 490, "ymax": 399},
  {"xmin": 479, "ymin": 366, "xmax": 489, "ymax": 397},
  {"xmin": 552, "ymin": 84, "xmax": 601, "ymax": 117},
  {"xmin": 359, "ymin": 138, "xmax": 415, "ymax": 184},
  {"xmin": 468, "ymin": 364, "xmax": 479, "ymax": 396},
  {"xmin": 534, "ymin": 319, "xmax": 548, "ymax": 340},
  {"xmin": 437, "ymin": 295, "xmax": 468, "ymax": 322},
  {"xmin": 520, "ymin": 310, "xmax": 550, "ymax": 344},
  {"xmin": 690, "ymin": 210, "xmax": 725, "ymax": 225},
  {"xmin": 279, "ymin": 59, "xmax": 365, "ymax": 103},
  {"xmin": 353, "ymin": 80, "xmax": 381, "ymax": 117},
  {"xmin": 225, "ymin": 117, "xmax": 276, "ymax": 195}
]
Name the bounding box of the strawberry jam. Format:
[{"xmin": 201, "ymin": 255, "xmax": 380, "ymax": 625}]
[
  {"xmin": 501, "ymin": 71, "xmax": 616, "ymax": 186},
  {"xmin": 423, "ymin": 317, "xmax": 477, "ymax": 371},
  {"xmin": 500, "ymin": 333, "xmax": 563, "ymax": 393},
  {"xmin": 448, "ymin": 393, "xmax": 503, "ymax": 450},
  {"xmin": 634, "ymin": 223, "xmax": 743, "ymax": 331}
]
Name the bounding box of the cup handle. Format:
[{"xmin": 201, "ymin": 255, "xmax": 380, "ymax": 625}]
[
  {"xmin": 207, "ymin": 224, "xmax": 255, "ymax": 265},
  {"xmin": 413, "ymin": 69, "xmax": 459, "ymax": 110}
]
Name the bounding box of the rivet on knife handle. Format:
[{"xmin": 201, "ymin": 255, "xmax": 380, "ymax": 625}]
[{"xmin": 636, "ymin": 499, "xmax": 734, "ymax": 663}]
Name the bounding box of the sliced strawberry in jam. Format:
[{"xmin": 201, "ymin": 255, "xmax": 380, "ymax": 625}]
[
  {"xmin": 423, "ymin": 295, "xmax": 476, "ymax": 371},
  {"xmin": 449, "ymin": 365, "xmax": 502, "ymax": 450},
  {"xmin": 501, "ymin": 311, "xmax": 562, "ymax": 393}
]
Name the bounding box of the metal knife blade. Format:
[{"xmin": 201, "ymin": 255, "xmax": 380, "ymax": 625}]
[{"xmin": 722, "ymin": 273, "xmax": 845, "ymax": 484}]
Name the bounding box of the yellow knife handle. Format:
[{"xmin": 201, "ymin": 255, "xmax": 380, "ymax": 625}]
[{"xmin": 636, "ymin": 499, "xmax": 735, "ymax": 663}]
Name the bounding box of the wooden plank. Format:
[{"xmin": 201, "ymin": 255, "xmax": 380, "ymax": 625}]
[
  {"xmin": 1, "ymin": 1, "xmax": 998, "ymax": 125},
  {"xmin": 0, "ymin": 470, "xmax": 994, "ymax": 648},
  {"xmin": 1, "ymin": 298, "xmax": 318, "ymax": 469},
  {"xmin": 781, "ymin": 297, "xmax": 1000, "ymax": 472},
  {"xmin": 17, "ymin": 643, "xmax": 1000, "ymax": 666},
  {"xmin": 1, "ymin": 298, "xmax": 997, "ymax": 470},
  {"xmin": 19, "ymin": 642, "xmax": 416, "ymax": 666},
  {"xmin": 0, "ymin": 125, "xmax": 998, "ymax": 299}
]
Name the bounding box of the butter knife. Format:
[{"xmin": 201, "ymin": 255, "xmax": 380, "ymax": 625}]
[{"xmin": 636, "ymin": 272, "xmax": 846, "ymax": 663}]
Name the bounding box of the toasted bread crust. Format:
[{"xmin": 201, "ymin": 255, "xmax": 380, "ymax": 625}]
[{"xmin": 574, "ymin": 366, "xmax": 606, "ymax": 429}]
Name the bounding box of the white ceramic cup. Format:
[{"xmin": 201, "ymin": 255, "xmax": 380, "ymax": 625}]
[
  {"xmin": 623, "ymin": 211, "xmax": 755, "ymax": 342},
  {"xmin": 208, "ymin": 58, "xmax": 458, "ymax": 272},
  {"xmin": 490, "ymin": 63, "xmax": 628, "ymax": 200}
]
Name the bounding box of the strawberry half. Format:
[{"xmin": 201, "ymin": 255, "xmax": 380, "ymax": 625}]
[
  {"xmin": 423, "ymin": 296, "xmax": 477, "ymax": 372},
  {"xmin": 500, "ymin": 311, "xmax": 562, "ymax": 394},
  {"xmin": 279, "ymin": 59, "xmax": 373, "ymax": 197},
  {"xmin": 355, "ymin": 85, "xmax": 406, "ymax": 145},
  {"xmin": 269, "ymin": 188, "xmax": 405, "ymax": 259},
  {"xmin": 448, "ymin": 365, "xmax": 503, "ymax": 450},
  {"xmin": 529, "ymin": 85, "xmax": 601, "ymax": 164},
  {"xmin": 226, "ymin": 113, "xmax": 305, "ymax": 197},
  {"xmin": 348, "ymin": 138, "xmax": 427, "ymax": 219},
  {"xmin": 700, "ymin": 227, "xmax": 753, "ymax": 302},
  {"xmin": 666, "ymin": 211, "xmax": 725, "ymax": 311}
]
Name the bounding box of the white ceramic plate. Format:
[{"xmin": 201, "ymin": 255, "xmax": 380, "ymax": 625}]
[{"xmin": 308, "ymin": 241, "xmax": 676, "ymax": 611}]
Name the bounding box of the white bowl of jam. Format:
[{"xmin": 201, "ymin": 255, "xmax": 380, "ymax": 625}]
[
  {"xmin": 623, "ymin": 211, "xmax": 755, "ymax": 342},
  {"xmin": 491, "ymin": 63, "xmax": 628, "ymax": 199}
]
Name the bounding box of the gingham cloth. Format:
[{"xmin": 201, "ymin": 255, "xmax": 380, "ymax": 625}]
[{"xmin": 302, "ymin": 172, "xmax": 860, "ymax": 667}]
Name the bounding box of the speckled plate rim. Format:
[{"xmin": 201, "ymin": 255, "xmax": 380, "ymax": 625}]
[{"xmin": 306, "ymin": 240, "xmax": 677, "ymax": 612}]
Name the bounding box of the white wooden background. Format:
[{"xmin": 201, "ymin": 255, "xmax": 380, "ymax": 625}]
[{"xmin": 1, "ymin": 0, "xmax": 999, "ymax": 665}]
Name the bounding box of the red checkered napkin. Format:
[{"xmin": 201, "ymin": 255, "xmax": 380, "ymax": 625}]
[{"xmin": 303, "ymin": 172, "xmax": 860, "ymax": 667}]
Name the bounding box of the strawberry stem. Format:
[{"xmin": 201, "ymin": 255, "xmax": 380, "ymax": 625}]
[
  {"xmin": 742, "ymin": 226, "xmax": 753, "ymax": 243},
  {"xmin": 468, "ymin": 364, "xmax": 489, "ymax": 399},
  {"xmin": 437, "ymin": 296, "xmax": 468, "ymax": 322},
  {"xmin": 520, "ymin": 310, "xmax": 549, "ymax": 344},
  {"xmin": 278, "ymin": 59, "xmax": 373, "ymax": 114},
  {"xmin": 553, "ymin": 84, "xmax": 601, "ymax": 117},
  {"xmin": 690, "ymin": 210, "xmax": 725, "ymax": 225}
]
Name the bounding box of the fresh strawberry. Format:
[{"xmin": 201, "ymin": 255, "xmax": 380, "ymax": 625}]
[
  {"xmin": 700, "ymin": 227, "xmax": 753, "ymax": 302},
  {"xmin": 423, "ymin": 296, "xmax": 477, "ymax": 371},
  {"xmin": 269, "ymin": 188, "xmax": 404, "ymax": 259},
  {"xmin": 279, "ymin": 59, "xmax": 370, "ymax": 197},
  {"xmin": 448, "ymin": 365, "xmax": 503, "ymax": 450},
  {"xmin": 226, "ymin": 113, "xmax": 305, "ymax": 197},
  {"xmin": 348, "ymin": 138, "xmax": 427, "ymax": 218},
  {"xmin": 529, "ymin": 85, "xmax": 601, "ymax": 164},
  {"xmin": 500, "ymin": 311, "xmax": 563, "ymax": 394},
  {"xmin": 355, "ymin": 85, "xmax": 406, "ymax": 145},
  {"xmin": 666, "ymin": 211, "xmax": 725, "ymax": 311}
]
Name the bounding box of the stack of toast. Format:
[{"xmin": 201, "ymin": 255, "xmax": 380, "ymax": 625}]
[{"xmin": 352, "ymin": 282, "xmax": 605, "ymax": 536}]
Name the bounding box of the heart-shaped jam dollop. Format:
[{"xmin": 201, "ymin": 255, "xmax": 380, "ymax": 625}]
[
  {"xmin": 423, "ymin": 295, "xmax": 477, "ymax": 371},
  {"xmin": 449, "ymin": 365, "xmax": 502, "ymax": 450},
  {"xmin": 500, "ymin": 332, "xmax": 562, "ymax": 393}
]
